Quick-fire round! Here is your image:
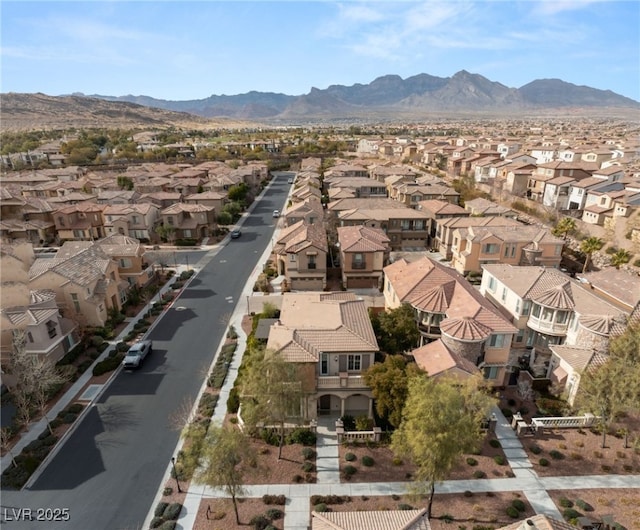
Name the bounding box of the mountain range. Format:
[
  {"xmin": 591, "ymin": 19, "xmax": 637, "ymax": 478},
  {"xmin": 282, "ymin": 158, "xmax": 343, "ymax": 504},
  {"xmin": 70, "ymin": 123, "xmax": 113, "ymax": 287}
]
[
  {"xmin": 2, "ymin": 71, "xmax": 639, "ymax": 131},
  {"xmin": 84, "ymin": 70, "xmax": 640, "ymax": 122}
]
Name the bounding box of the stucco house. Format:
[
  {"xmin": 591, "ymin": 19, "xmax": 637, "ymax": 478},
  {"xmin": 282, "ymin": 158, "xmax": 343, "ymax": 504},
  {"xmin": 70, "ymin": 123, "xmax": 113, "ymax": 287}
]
[
  {"xmin": 266, "ymin": 292, "xmax": 379, "ymax": 419},
  {"xmin": 274, "ymin": 221, "xmax": 328, "ymax": 291},
  {"xmin": 384, "ymin": 257, "xmax": 517, "ymax": 386},
  {"xmin": 336, "ymin": 225, "xmax": 390, "ymax": 290}
]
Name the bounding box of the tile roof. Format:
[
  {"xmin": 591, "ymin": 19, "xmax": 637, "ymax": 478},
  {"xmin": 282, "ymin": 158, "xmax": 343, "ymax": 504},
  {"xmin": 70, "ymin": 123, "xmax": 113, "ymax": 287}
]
[
  {"xmin": 267, "ymin": 292, "xmax": 378, "ymax": 362},
  {"xmin": 497, "ymin": 514, "xmax": 575, "ymax": 530},
  {"xmin": 577, "ymin": 270, "xmax": 640, "ymax": 309},
  {"xmin": 275, "ymin": 220, "xmax": 328, "ymax": 255},
  {"xmin": 549, "ymin": 345, "xmax": 609, "ymax": 372},
  {"xmin": 327, "ymin": 198, "xmax": 408, "ymax": 212},
  {"xmin": 29, "ymin": 243, "xmax": 113, "ymax": 286},
  {"xmin": 441, "ymin": 316, "xmax": 493, "ymax": 341},
  {"xmin": 311, "ymin": 509, "xmax": 431, "ymax": 530},
  {"xmin": 482, "ymin": 265, "xmax": 626, "ymax": 320},
  {"xmin": 337, "ymin": 226, "xmax": 390, "ymax": 253},
  {"xmin": 385, "ymin": 257, "xmax": 516, "ymax": 333}
]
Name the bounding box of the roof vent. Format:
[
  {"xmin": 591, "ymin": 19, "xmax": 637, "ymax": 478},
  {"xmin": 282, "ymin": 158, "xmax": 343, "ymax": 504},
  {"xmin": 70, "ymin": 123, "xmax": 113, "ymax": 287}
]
[{"xmin": 526, "ymin": 521, "xmax": 535, "ymax": 527}]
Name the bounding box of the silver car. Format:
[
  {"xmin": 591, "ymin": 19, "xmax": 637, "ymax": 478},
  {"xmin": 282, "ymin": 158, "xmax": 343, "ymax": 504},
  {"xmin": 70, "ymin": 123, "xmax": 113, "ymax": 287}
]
[{"xmin": 122, "ymin": 340, "xmax": 152, "ymax": 369}]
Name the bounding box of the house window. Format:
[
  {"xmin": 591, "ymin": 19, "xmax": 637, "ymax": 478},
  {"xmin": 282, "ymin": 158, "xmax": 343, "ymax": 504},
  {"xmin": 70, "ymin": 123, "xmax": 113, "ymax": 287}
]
[
  {"xmin": 58, "ymin": 217, "xmax": 65, "ymax": 226},
  {"xmin": 183, "ymin": 229, "xmax": 192, "ymax": 238},
  {"xmin": 46, "ymin": 320, "xmax": 57, "ymax": 339},
  {"xmin": 289, "ymin": 254, "xmax": 296, "ymax": 262},
  {"xmin": 516, "ymin": 329, "xmax": 525, "ymax": 343},
  {"xmin": 414, "ymin": 220, "xmax": 424, "ymax": 230},
  {"xmin": 532, "ymin": 304, "xmax": 541, "ymax": 318},
  {"xmin": 347, "ymin": 354, "xmax": 361, "ymax": 371},
  {"xmin": 401, "ymin": 220, "xmax": 411, "ymax": 230},
  {"xmin": 320, "ymin": 353, "xmax": 328, "ymax": 375},
  {"xmin": 489, "ymin": 334, "xmax": 505, "ymax": 348},
  {"xmin": 132, "ymin": 216, "xmax": 139, "ymax": 224},
  {"xmin": 352, "ymin": 253, "xmax": 365, "ymax": 269},
  {"xmin": 515, "ymin": 299, "xmax": 521, "ymax": 314},
  {"xmin": 27, "ymin": 331, "xmax": 34, "ymax": 343},
  {"xmin": 71, "ymin": 293, "xmax": 81, "ymax": 313},
  {"xmin": 167, "ymin": 216, "xmax": 174, "ymax": 225},
  {"xmin": 119, "ymin": 258, "xmax": 132, "ymax": 268},
  {"xmin": 308, "ymin": 255, "xmax": 316, "ymax": 269},
  {"xmin": 483, "ymin": 366, "xmax": 499, "ymax": 379},
  {"xmin": 482, "ymin": 243, "xmax": 499, "ymax": 254},
  {"xmin": 488, "ymin": 277, "xmax": 497, "ymax": 292},
  {"xmin": 501, "ymin": 287, "xmax": 507, "ymax": 302},
  {"xmin": 542, "ymin": 307, "xmax": 554, "ymax": 321},
  {"xmin": 556, "ymin": 311, "xmax": 568, "ymax": 324}
]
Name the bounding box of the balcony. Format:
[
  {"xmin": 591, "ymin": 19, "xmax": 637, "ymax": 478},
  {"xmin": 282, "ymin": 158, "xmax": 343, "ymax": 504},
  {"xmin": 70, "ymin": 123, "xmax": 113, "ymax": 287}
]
[
  {"xmin": 527, "ymin": 315, "xmax": 568, "ymax": 336},
  {"xmin": 317, "ymin": 374, "xmax": 367, "ymax": 389},
  {"xmin": 351, "ymin": 262, "xmax": 366, "ymax": 270}
]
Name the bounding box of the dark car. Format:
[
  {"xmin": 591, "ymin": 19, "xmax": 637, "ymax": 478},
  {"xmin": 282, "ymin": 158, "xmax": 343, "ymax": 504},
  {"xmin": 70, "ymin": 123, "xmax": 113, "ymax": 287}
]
[
  {"xmin": 122, "ymin": 339, "xmax": 152, "ymax": 369},
  {"xmin": 230, "ymin": 228, "xmax": 241, "ymax": 239}
]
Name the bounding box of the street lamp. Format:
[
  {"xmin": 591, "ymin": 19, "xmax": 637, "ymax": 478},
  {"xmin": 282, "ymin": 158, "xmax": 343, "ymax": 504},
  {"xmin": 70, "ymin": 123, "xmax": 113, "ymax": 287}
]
[{"xmin": 170, "ymin": 457, "xmax": 182, "ymax": 493}]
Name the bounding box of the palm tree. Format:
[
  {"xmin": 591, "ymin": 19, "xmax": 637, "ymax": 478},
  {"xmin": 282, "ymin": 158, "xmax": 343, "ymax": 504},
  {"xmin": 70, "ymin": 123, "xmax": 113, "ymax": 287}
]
[
  {"xmin": 610, "ymin": 249, "xmax": 631, "ymax": 269},
  {"xmin": 580, "ymin": 237, "xmax": 604, "ymax": 273},
  {"xmin": 552, "ymin": 217, "xmax": 577, "ymax": 240}
]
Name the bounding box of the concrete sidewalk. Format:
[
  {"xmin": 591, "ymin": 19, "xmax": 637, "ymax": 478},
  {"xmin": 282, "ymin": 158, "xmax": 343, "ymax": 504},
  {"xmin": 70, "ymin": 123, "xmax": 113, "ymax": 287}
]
[{"xmin": 0, "ymin": 266, "xmax": 188, "ymax": 478}]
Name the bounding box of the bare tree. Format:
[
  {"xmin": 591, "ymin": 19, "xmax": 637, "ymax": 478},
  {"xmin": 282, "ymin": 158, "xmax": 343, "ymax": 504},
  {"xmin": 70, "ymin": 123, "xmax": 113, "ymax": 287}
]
[
  {"xmin": 31, "ymin": 357, "xmax": 68, "ymax": 434},
  {"xmin": 168, "ymin": 396, "xmax": 196, "ymax": 432},
  {"xmin": 0, "ymin": 427, "xmax": 17, "ymax": 468},
  {"xmin": 517, "ymin": 380, "xmax": 534, "ymax": 402}
]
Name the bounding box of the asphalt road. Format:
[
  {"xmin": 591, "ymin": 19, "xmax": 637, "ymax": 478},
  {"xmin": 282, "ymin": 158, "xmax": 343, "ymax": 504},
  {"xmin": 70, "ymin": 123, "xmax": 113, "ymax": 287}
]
[{"xmin": 0, "ymin": 172, "xmax": 295, "ymax": 530}]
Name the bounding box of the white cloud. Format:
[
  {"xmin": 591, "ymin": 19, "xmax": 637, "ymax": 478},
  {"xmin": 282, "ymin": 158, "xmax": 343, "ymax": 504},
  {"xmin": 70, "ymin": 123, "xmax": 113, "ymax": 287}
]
[{"xmin": 532, "ymin": 0, "xmax": 604, "ymax": 16}]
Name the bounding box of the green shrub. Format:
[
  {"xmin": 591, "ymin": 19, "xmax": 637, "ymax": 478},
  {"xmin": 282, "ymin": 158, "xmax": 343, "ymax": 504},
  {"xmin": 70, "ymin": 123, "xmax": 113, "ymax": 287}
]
[
  {"xmin": 90, "ymin": 335, "xmax": 105, "ymax": 347},
  {"xmin": 506, "ymin": 506, "xmax": 520, "ymax": 518},
  {"xmin": 227, "ymin": 387, "xmax": 240, "ymax": 413},
  {"xmin": 355, "ymin": 415, "xmax": 373, "ymax": 431},
  {"xmin": 163, "ymin": 503, "xmax": 182, "ymax": 521},
  {"xmin": 439, "ymin": 514, "xmax": 454, "ymax": 522},
  {"xmin": 260, "ymin": 429, "xmax": 279, "ymax": 446},
  {"xmin": 494, "ymin": 455, "xmax": 506, "ymax": 465},
  {"xmin": 575, "ymin": 499, "xmax": 593, "ymax": 511},
  {"xmin": 266, "ymin": 508, "xmax": 283, "ymax": 520},
  {"xmin": 473, "ymin": 470, "xmax": 486, "ymax": 479},
  {"xmin": 66, "ymin": 403, "xmax": 84, "ymax": 414},
  {"xmin": 249, "ymin": 514, "xmax": 270, "ymax": 530},
  {"xmin": 150, "ymin": 517, "xmax": 164, "ymax": 529},
  {"xmin": 340, "ymin": 415, "xmax": 356, "ymax": 431},
  {"xmin": 530, "ymin": 445, "xmax": 542, "ymax": 454},
  {"xmin": 398, "ymin": 503, "xmax": 414, "ymax": 510},
  {"xmin": 562, "ymin": 508, "xmax": 582, "ymax": 521},
  {"xmin": 361, "ymin": 455, "xmax": 374, "ymax": 467},
  {"xmin": 511, "ymin": 499, "xmax": 526, "ymax": 512},
  {"xmin": 392, "ymin": 456, "xmax": 403, "ymax": 466},
  {"xmin": 464, "ymin": 490, "xmax": 473, "ymax": 497},
  {"xmin": 314, "ymin": 503, "xmax": 329, "ymax": 513},
  {"xmin": 539, "ymin": 458, "xmax": 549, "ymax": 466},
  {"xmin": 286, "ymin": 427, "xmax": 316, "ymax": 446},
  {"xmin": 466, "ymin": 457, "xmax": 478, "ymax": 466},
  {"xmin": 302, "ymin": 447, "xmax": 315, "ymax": 460},
  {"xmin": 343, "ymin": 465, "xmax": 357, "ymax": 478},
  {"xmin": 549, "ymin": 449, "xmax": 564, "ymax": 460},
  {"xmin": 154, "ymin": 502, "xmax": 169, "ymax": 517},
  {"xmin": 302, "ymin": 462, "xmax": 315, "ymax": 473},
  {"xmin": 501, "ymin": 408, "xmax": 513, "ymax": 418},
  {"xmin": 92, "ymin": 354, "xmax": 123, "ymax": 376},
  {"xmin": 61, "ymin": 413, "xmax": 77, "ymax": 424},
  {"xmin": 489, "ymin": 439, "xmax": 501, "ymax": 448},
  {"xmin": 345, "ymin": 452, "xmax": 356, "ymax": 462},
  {"xmin": 262, "ymin": 494, "xmax": 286, "ymax": 505}
]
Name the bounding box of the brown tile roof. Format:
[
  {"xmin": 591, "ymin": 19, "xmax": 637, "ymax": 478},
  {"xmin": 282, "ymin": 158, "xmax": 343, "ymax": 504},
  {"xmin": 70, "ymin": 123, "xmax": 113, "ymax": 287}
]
[
  {"xmin": 327, "ymin": 198, "xmax": 408, "ymax": 212},
  {"xmin": 441, "ymin": 316, "xmax": 492, "ymax": 341},
  {"xmin": 497, "ymin": 514, "xmax": 575, "ymax": 530},
  {"xmin": 29, "ymin": 244, "xmax": 113, "ymax": 286},
  {"xmin": 549, "ymin": 345, "xmax": 609, "ymax": 372},
  {"xmin": 385, "ymin": 258, "xmax": 516, "ymax": 333},
  {"xmin": 276, "ymin": 221, "xmax": 328, "ymax": 254},
  {"xmin": 267, "ymin": 293, "xmax": 378, "ymax": 362},
  {"xmin": 312, "ymin": 509, "xmax": 431, "ymax": 530},
  {"xmin": 337, "ymin": 226, "xmax": 390, "ymax": 252},
  {"xmin": 416, "ymin": 199, "xmax": 468, "ymax": 216}
]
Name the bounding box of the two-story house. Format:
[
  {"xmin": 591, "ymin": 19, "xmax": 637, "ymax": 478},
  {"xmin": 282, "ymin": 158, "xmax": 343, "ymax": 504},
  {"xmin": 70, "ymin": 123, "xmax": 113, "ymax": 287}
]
[
  {"xmin": 29, "ymin": 243, "xmax": 127, "ymax": 327},
  {"xmin": 416, "ymin": 199, "xmax": 470, "ymax": 246},
  {"xmin": 479, "ymin": 264, "xmax": 626, "ymax": 376},
  {"xmin": 159, "ymin": 203, "xmax": 216, "ymax": 242},
  {"xmin": 384, "ymin": 257, "xmax": 517, "ymax": 386},
  {"xmin": 266, "ymin": 292, "xmax": 379, "ymax": 419},
  {"xmin": 336, "ymin": 226, "xmax": 390, "ymax": 290},
  {"xmin": 103, "ymin": 203, "xmax": 159, "ymax": 242},
  {"xmin": 323, "ymin": 176, "xmax": 387, "ymax": 199},
  {"xmin": 284, "ymin": 198, "xmax": 324, "ymax": 228},
  {"xmin": 450, "ymin": 226, "xmax": 564, "ymax": 276},
  {"xmin": 53, "ymin": 203, "xmax": 107, "ymax": 242},
  {"xmin": 274, "ymin": 221, "xmax": 328, "ymax": 291},
  {"xmin": 94, "ymin": 234, "xmax": 154, "ymax": 288}
]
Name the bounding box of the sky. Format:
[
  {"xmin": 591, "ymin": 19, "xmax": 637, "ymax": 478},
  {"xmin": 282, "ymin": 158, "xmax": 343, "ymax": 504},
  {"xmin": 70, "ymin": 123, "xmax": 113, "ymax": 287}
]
[{"xmin": 1, "ymin": 0, "xmax": 639, "ymax": 102}]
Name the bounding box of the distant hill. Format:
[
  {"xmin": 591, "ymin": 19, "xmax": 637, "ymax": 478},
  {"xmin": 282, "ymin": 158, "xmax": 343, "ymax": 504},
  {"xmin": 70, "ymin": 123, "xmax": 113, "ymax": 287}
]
[
  {"xmin": 2, "ymin": 71, "xmax": 639, "ymax": 129},
  {"xmin": 0, "ymin": 93, "xmax": 251, "ymax": 132}
]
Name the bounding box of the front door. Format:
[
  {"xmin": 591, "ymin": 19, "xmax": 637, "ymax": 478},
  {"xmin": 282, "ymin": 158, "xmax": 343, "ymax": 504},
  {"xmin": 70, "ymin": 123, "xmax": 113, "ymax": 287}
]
[{"xmin": 318, "ymin": 395, "xmax": 331, "ymax": 414}]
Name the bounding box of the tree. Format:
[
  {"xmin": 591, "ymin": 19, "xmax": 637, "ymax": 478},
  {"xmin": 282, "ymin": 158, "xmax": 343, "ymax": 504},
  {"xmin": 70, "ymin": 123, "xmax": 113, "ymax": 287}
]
[
  {"xmin": 576, "ymin": 323, "xmax": 640, "ymax": 448},
  {"xmin": 31, "ymin": 357, "xmax": 67, "ymax": 434},
  {"xmin": 240, "ymin": 348, "xmax": 307, "ymax": 459},
  {"xmin": 195, "ymin": 424, "xmax": 257, "ymax": 525},
  {"xmin": 391, "ymin": 374, "xmax": 495, "ymax": 518},
  {"xmin": 0, "ymin": 427, "xmax": 17, "ymax": 468},
  {"xmin": 552, "ymin": 217, "xmax": 576, "ymax": 240},
  {"xmin": 116, "ymin": 175, "xmax": 134, "ymax": 190},
  {"xmin": 580, "ymin": 237, "xmax": 604, "ymax": 273},
  {"xmin": 371, "ymin": 304, "xmax": 421, "ymax": 355},
  {"xmin": 156, "ymin": 224, "xmax": 176, "ymax": 243},
  {"xmin": 216, "ymin": 212, "xmax": 233, "ymax": 226},
  {"xmin": 610, "ymin": 249, "xmax": 631, "ymax": 269},
  {"xmin": 227, "ymin": 183, "xmax": 248, "ymax": 205},
  {"xmin": 363, "ymin": 354, "xmax": 423, "ymax": 428}
]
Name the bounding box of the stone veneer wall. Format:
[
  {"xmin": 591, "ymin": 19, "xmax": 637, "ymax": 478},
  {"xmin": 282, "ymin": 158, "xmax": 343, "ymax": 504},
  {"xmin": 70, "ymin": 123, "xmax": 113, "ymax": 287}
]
[
  {"xmin": 441, "ymin": 333, "xmax": 484, "ymax": 364},
  {"xmin": 573, "ymin": 324, "xmax": 610, "ymax": 353}
]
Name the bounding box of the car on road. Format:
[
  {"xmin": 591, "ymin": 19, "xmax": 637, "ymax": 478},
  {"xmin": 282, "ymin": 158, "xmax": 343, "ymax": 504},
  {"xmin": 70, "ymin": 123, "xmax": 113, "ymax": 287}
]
[
  {"xmin": 230, "ymin": 228, "xmax": 241, "ymax": 239},
  {"xmin": 272, "ymin": 209, "xmax": 280, "ymax": 217},
  {"xmin": 122, "ymin": 339, "xmax": 152, "ymax": 369},
  {"xmin": 287, "ymin": 178, "xmax": 294, "ymax": 184}
]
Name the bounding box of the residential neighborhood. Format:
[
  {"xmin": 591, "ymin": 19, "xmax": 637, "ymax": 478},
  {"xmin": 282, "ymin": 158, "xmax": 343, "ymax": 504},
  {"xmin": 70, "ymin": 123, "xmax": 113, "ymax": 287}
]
[{"xmin": 1, "ymin": 121, "xmax": 639, "ymax": 530}]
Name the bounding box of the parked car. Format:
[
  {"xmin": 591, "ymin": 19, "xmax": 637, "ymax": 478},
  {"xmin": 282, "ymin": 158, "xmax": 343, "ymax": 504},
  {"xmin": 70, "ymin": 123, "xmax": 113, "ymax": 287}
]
[
  {"xmin": 230, "ymin": 228, "xmax": 241, "ymax": 239},
  {"xmin": 122, "ymin": 339, "xmax": 152, "ymax": 369},
  {"xmin": 287, "ymin": 178, "xmax": 294, "ymax": 184},
  {"xmin": 272, "ymin": 210, "xmax": 280, "ymax": 218}
]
